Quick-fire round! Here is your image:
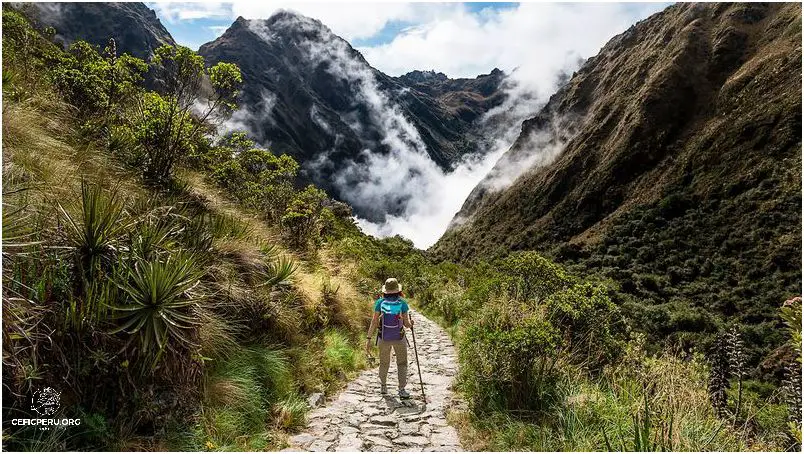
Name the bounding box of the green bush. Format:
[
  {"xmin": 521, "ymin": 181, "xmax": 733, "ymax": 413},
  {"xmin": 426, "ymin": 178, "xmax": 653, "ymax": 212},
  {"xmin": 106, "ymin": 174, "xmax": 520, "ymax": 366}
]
[
  {"xmin": 131, "ymin": 45, "xmax": 242, "ymax": 185},
  {"xmin": 211, "ymin": 146, "xmax": 299, "ymax": 219},
  {"xmin": 281, "ymin": 185, "xmax": 328, "ymax": 248}
]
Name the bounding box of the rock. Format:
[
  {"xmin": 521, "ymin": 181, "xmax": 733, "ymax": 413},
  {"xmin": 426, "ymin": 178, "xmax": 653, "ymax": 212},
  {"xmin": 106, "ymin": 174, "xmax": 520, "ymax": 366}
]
[
  {"xmin": 398, "ymin": 422, "xmax": 420, "ymax": 435},
  {"xmin": 320, "ymin": 431, "xmax": 338, "ymax": 442},
  {"xmin": 362, "ymin": 406, "xmax": 383, "ymax": 417},
  {"xmin": 307, "ymin": 392, "xmax": 326, "ymax": 408},
  {"xmin": 364, "ymin": 435, "xmax": 393, "ymax": 448},
  {"xmin": 394, "ymin": 405, "xmax": 423, "ymax": 415},
  {"xmin": 289, "ymin": 433, "xmax": 316, "ymax": 447},
  {"xmin": 426, "ymin": 417, "xmax": 447, "ymax": 427},
  {"xmin": 395, "ymin": 435, "xmax": 430, "ymax": 446},
  {"xmin": 369, "ymin": 415, "xmax": 397, "ymax": 426},
  {"xmin": 346, "ymin": 415, "xmax": 366, "ymax": 427},
  {"xmin": 308, "ymin": 440, "xmax": 332, "ymax": 452},
  {"xmin": 334, "ymin": 434, "xmax": 363, "ymax": 451},
  {"xmin": 430, "ymin": 428, "xmax": 460, "ymax": 446}
]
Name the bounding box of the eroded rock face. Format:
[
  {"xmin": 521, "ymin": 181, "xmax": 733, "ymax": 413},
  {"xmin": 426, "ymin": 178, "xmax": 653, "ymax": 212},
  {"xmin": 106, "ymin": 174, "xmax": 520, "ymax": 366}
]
[{"xmin": 288, "ymin": 311, "xmax": 464, "ymax": 452}]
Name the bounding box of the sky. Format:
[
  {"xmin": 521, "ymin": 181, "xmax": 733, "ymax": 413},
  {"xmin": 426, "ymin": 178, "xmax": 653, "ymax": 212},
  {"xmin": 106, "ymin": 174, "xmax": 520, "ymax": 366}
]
[{"xmin": 148, "ymin": 1, "xmax": 669, "ymax": 77}]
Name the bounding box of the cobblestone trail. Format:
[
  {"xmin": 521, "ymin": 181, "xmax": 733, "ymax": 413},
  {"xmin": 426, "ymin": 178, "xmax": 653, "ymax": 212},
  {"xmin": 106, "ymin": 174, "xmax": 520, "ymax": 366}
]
[{"xmin": 288, "ymin": 310, "xmax": 463, "ymax": 452}]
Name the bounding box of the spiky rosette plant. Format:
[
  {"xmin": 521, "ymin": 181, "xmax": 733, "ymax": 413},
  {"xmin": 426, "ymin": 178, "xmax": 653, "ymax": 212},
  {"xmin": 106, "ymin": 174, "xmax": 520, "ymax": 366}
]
[
  {"xmin": 112, "ymin": 252, "xmax": 205, "ymax": 362},
  {"xmin": 57, "ymin": 180, "xmax": 130, "ymax": 277}
]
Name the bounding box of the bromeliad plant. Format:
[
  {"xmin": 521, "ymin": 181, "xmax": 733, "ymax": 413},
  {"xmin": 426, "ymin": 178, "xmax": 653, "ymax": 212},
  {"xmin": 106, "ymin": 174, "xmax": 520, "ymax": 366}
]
[
  {"xmin": 112, "ymin": 252, "xmax": 205, "ymax": 362},
  {"xmin": 57, "ymin": 180, "xmax": 130, "ymax": 279}
]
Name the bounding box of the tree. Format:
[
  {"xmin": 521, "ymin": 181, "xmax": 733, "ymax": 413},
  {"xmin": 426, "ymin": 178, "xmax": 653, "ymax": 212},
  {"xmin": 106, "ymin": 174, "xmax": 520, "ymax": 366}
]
[
  {"xmin": 132, "ymin": 45, "xmax": 242, "ymax": 185},
  {"xmin": 282, "ymin": 185, "xmax": 328, "ymax": 248},
  {"xmin": 50, "ymin": 39, "xmax": 147, "ymax": 121}
]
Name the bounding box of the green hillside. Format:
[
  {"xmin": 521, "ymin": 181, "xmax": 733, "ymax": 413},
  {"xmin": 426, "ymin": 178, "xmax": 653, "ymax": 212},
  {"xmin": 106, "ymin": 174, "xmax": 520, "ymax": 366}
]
[{"xmin": 434, "ymin": 2, "xmax": 801, "ymax": 380}]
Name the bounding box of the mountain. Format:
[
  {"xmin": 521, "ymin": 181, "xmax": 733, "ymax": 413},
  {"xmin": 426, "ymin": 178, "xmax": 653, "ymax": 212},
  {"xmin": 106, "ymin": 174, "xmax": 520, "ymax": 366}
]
[
  {"xmin": 434, "ymin": 3, "xmax": 801, "ymax": 368},
  {"xmin": 198, "ymin": 12, "xmax": 506, "ymax": 221},
  {"xmin": 12, "ymin": 2, "xmax": 175, "ymax": 58},
  {"xmin": 395, "ymin": 68, "xmax": 507, "ymax": 123}
]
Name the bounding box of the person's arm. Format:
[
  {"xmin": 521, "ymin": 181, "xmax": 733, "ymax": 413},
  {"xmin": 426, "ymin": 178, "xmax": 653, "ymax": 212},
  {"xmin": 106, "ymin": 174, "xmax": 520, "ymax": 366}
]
[
  {"xmin": 367, "ymin": 312, "xmax": 380, "ymax": 338},
  {"xmin": 401, "ymin": 312, "xmax": 412, "ymax": 328},
  {"xmin": 365, "ymin": 311, "xmax": 380, "ymax": 352}
]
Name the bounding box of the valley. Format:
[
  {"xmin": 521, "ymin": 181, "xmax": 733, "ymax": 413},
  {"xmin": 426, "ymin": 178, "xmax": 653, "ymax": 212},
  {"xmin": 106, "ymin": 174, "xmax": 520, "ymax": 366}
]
[{"xmin": 2, "ymin": 1, "xmax": 801, "ymax": 452}]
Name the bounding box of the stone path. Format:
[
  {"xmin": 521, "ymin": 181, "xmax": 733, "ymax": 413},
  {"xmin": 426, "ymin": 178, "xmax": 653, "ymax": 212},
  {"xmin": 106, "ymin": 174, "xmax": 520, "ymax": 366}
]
[{"xmin": 288, "ymin": 310, "xmax": 463, "ymax": 452}]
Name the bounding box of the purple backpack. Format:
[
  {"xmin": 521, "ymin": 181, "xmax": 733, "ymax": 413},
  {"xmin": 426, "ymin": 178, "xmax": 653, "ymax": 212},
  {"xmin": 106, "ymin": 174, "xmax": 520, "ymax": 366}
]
[{"xmin": 379, "ymin": 299, "xmax": 404, "ymax": 341}]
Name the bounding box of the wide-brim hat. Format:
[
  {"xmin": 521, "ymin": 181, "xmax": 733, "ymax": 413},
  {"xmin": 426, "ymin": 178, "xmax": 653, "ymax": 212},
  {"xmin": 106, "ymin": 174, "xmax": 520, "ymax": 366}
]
[{"xmin": 382, "ymin": 278, "xmax": 402, "ymax": 294}]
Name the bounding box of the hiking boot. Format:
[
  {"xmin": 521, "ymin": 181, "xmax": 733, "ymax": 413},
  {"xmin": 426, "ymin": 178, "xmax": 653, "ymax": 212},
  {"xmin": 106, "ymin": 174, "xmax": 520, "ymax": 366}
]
[
  {"xmin": 380, "ymin": 384, "xmax": 387, "ymax": 395},
  {"xmin": 398, "ymin": 388, "xmax": 411, "ymax": 399}
]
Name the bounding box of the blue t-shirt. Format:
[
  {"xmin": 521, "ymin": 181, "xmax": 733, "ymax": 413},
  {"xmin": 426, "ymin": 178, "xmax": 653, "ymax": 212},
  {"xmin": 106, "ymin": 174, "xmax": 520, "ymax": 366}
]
[{"xmin": 374, "ymin": 296, "xmax": 409, "ymax": 314}]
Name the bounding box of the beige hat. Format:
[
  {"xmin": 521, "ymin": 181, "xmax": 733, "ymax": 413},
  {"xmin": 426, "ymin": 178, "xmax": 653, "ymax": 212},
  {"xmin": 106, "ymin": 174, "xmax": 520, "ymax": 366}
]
[{"xmin": 382, "ymin": 278, "xmax": 402, "ymax": 294}]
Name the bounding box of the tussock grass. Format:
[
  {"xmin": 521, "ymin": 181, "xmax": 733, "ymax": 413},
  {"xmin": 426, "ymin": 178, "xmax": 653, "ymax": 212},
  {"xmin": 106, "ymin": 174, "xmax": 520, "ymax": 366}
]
[{"xmin": 323, "ymin": 328, "xmax": 365, "ymax": 375}]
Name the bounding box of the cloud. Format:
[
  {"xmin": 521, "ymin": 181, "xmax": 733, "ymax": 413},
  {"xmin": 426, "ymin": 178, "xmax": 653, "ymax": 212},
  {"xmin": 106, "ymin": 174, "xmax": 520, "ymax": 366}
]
[
  {"xmin": 148, "ymin": 2, "xmax": 231, "ymax": 23},
  {"xmin": 357, "ymin": 2, "xmax": 665, "ymax": 79},
  {"xmin": 209, "ymin": 25, "xmax": 229, "ymax": 38},
  {"xmin": 231, "ymin": 2, "xmax": 454, "ymax": 41},
  {"xmin": 158, "ymin": 2, "xmax": 667, "ymax": 248}
]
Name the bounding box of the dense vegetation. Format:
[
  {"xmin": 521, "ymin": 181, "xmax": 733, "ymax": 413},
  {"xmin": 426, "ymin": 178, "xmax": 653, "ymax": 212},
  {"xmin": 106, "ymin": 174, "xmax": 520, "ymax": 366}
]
[{"xmin": 2, "ymin": 6, "xmax": 801, "ymax": 453}]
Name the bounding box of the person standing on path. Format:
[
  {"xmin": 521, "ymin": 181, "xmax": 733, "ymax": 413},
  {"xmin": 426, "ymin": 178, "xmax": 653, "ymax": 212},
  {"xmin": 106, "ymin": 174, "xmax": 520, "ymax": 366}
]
[{"xmin": 365, "ymin": 278, "xmax": 414, "ymax": 398}]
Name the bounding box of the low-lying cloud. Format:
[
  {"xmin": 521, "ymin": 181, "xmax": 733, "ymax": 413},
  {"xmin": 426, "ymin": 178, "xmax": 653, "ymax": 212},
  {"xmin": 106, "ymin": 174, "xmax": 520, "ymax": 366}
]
[{"xmin": 199, "ymin": 4, "xmax": 667, "ymax": 249}]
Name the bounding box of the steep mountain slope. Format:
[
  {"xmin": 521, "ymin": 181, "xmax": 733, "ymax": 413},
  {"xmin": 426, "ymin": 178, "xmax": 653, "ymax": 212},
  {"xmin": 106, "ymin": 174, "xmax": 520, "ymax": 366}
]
[
  {"xmin": 12, "ymin": 2, "xmax": 175, "ymax": 58},
  {"xmin": 434, "ymin": 3, "xmax": 801, "ymax": 367},
  {"xmin": 198, "ymin": 12, "xmax": 505, "ymax": 220}
]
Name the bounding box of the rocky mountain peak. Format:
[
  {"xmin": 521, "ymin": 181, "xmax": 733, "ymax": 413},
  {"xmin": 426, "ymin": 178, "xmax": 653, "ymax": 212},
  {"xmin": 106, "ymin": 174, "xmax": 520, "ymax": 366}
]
[{"xmin": 13, "ymin": 1, "xmax": 174, "ymax": 58}]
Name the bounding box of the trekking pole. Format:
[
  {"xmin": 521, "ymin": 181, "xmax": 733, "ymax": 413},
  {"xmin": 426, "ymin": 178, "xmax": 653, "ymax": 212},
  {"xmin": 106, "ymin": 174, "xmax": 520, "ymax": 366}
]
[{"xmin": 410, "ymin": 314, "xmax": 426, "ymax": 401}]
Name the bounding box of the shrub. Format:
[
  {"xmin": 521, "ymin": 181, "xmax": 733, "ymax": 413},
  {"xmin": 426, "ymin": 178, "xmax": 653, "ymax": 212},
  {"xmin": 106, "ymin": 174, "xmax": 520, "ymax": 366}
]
[
  {"xmin": 460, "ymin": 296, "xmax": 563, "ymax": 413},
  {"xmin": 50, "ymin": 40, "xmax": 147, "ymax": 121},
  {"xmin": 57, "ymin": 181, "xmax": 130, "ymax": 279},
  {"xmin": 281, "ymin": 185, "xmax": 327, "ymax": 248},
  {"xmin": 498, "ymin": 251, "xmax": 575, "ymax": 301},
  {"xmin": 211, "ymin": 146, "xmax": 299, "ymax": 219}
]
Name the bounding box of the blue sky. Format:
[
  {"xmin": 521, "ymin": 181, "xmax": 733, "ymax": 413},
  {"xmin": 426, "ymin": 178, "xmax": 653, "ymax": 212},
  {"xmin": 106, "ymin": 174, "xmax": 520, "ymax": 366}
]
[
  {"xmin": 149, "ymin": 2, "xmax": 524, "ymax": 50},
  {"xmin": 149, "ymin": 2, "xmax": 669, "ymax": 77}
]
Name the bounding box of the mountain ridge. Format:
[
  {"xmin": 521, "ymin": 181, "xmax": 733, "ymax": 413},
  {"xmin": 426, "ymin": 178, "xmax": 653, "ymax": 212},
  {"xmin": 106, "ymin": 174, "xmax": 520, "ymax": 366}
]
[{"xmin": 12, "ymin": 1, "xmax": 175, "ymax": 58}]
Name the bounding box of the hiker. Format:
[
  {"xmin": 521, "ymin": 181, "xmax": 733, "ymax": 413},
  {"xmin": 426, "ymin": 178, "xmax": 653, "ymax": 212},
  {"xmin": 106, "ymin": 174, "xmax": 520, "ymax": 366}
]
[{"xmin": 366, "ymin": 278, "xmax": 413, "ymax": 398}]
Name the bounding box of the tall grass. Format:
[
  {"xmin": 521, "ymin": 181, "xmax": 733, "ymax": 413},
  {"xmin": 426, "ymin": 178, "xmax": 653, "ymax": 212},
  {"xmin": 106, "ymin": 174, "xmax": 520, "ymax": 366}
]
[
  {"xmin": 323, "ymin": 329, "xmax": 364, "ymax": 375},
  {"xmin": 194, "ymin": 347, "xmax": 295, "ymax": 450}
]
